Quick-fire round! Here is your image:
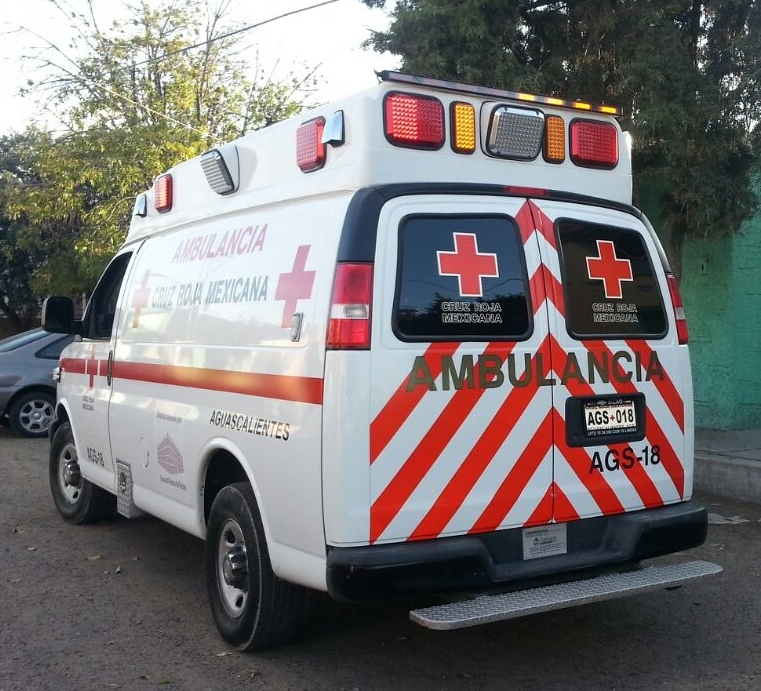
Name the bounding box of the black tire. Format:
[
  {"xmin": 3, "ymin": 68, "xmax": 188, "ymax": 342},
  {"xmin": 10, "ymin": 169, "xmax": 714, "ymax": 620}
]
[
  {"xmin": 49, "ymin": 422, "xmax": 115, "ymax": 524},
  {"xmin": 205, "ymin": 482, "xmax": 305, "ymax": 650},
  {"xmin": 9, "ymin": 390, "xmax": 55, "ymax": 438}
]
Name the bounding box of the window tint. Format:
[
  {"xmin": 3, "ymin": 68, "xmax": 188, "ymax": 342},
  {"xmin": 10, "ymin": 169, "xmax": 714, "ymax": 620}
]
[
  {"xmin": 557, "ymin": 220, "xmax": 666, "ymax": 338},
  {"xmin": 394, "ymin": 215, "xmax": 530, "ymax": 341},
  {"xmin": 82, "ymin": 252, "xmax": 132, "ymax": 340}
]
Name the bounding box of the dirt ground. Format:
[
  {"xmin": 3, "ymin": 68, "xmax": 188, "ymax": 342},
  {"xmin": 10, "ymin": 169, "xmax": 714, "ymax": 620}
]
[{"xmin": 1, "ymin": 426, "xmax": 760, "ymax": 691}]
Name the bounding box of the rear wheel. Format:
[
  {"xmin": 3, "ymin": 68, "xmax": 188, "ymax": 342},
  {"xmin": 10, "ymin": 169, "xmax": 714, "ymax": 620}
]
[
  {"xmin": 205, "ymin": 482, "xmax": 305, "ymax": 650},
  {"xmin": 49, "ymin": 422, "xmax": 115, "ymax": 524},
  {"xmin": 9, "ymin": 390, "xmax": 55, "ymax": 438}
]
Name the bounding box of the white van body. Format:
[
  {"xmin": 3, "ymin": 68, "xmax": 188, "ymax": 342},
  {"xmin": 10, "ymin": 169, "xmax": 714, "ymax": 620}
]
[{"xmin": 44, "ymin": 72, "xmax": 720, "ymax": 649}]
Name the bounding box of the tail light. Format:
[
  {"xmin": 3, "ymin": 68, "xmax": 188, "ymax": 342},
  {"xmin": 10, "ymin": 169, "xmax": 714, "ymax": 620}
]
[
  {"xmin": 666, "ymin": 273, "xmax": 689, "ymax": 344},
  {"xmin": 327, "ymin": 263, "xmax": 373, "ymax": 349}
]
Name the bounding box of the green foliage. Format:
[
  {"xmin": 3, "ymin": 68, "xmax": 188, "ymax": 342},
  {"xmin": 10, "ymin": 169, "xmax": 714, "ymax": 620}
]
[
  {"xmin": 361, "ymin": 0, "xmax": 761, "ymax": 278},
  {"xmin": 1, "ymin": 0, "xmax": 313, "ymax": 303}
]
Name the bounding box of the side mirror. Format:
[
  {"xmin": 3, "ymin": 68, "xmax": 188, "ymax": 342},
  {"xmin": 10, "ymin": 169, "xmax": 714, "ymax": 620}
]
[{"xmin": 42, "ymin": 296, "xmax": 80, "ymax": 335}]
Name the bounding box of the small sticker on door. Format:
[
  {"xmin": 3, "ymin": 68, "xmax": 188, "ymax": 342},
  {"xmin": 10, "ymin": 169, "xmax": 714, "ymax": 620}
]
[{"xmin": 522, "ymin": 523, "xmax": 568, "ymax": 560}]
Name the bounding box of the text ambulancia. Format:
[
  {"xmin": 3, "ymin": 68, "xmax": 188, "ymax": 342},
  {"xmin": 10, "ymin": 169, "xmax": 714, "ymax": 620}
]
[{"xmin": 42, "ymin": 71, "xmax": 721, "ymax": 650}]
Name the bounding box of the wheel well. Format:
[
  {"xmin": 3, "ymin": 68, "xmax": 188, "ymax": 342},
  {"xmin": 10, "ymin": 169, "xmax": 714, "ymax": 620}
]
[{"xmin": 203, "ymin": 450, "xmax": 249, "ymax": 525}]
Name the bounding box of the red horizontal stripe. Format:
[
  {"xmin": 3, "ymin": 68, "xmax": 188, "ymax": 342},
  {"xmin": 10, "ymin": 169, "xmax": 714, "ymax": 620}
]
[{"xmin": 62, "ymin": 357, "xmax": 323, "ymax": 406}]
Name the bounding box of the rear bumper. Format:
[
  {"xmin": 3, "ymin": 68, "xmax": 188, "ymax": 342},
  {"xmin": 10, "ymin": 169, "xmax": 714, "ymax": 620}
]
[{"xmin": 326, "ymin": 502, "xmax": 708, "ymax": 602}]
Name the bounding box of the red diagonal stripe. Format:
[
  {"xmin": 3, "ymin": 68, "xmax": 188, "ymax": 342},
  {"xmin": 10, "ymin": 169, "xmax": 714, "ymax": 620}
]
[
  {"xmin": 550, "ymin": 336, "xmax": 667, "ymax": 507},
  {"xmin": 470, "ymin": 412, "xmax": 553, "ymax": 533},
  {"xmin": 626, "ymin": 339, "xmax": 685, "ymax": 431},
  {"xmin": 409, "ymin": 340, "xmax": 547, "ymax": 539},
  {"xmin": 528, "ymin": 200, "xmax": 557, "ymax": 250},
  {"xmin": 525, "ymin": 482, "xmax": 554, "ymax": 526},
  {"xmin": 548, "ymin": 483, "xmax": 580, "ymax": 523},
  {"xmin": 514, "ymin": 200, "xmax": 536, "ymax": 244},
  {"xmin": 553, "ymin": 408, "xmax": 626, "ymax": 516},
  {"xmin": 370, "ymin": 342, "xmax": 459, "ymax": 463},
  {"xmin": 370, "ymin": 343, "xmax": 514, "ymax": 543},
  {"xmin": 580, "ymin": 339, "xmax": 684, "ymax": 497}
]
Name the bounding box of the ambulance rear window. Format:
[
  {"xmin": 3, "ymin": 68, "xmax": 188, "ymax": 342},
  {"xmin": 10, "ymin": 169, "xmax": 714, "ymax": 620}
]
[
  {"xmin": 394, "ymin": 214, "xmax": 531, "ymax": 341},
  {"xmin": 557, "ymin": 220, "xmax": 667, "ymax": 339}
]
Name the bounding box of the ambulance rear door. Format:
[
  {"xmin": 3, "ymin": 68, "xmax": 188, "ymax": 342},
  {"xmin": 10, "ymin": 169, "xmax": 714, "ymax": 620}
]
[
  {"xmin": 368, "ymin": 193, "xmax": 556, "ymax": 545},
  {"xmin": 529, "ymin": 199, "xmax": 690, "ymax": 522}
]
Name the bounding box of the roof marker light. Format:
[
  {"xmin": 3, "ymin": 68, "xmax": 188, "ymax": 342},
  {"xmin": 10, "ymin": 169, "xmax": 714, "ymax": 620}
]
[
  {"xmin": 153, "ymin": 174, "xmax": 173, "ymax": 213},
  {"xmin": 384, "ymin": 91, "xmax": 445, "ymax": 149},
  {"xmin": 485, "ymin": 105, "xmax": 544, "ymax": 160},
  {"xmin": 201, "ymin": 144, "xmax": 240, "ymax": 195},
  {"xmin": 297, "ymin": 116, "xmax": 326, "ymax": 172},
  {"xmin": 570, "ymin": 119, "xmax": 619, "ymax": 168}
]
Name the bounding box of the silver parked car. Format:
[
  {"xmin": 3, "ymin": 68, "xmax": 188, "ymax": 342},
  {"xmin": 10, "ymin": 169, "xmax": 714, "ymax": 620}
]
[{"xmin": 0, "ymin": 328, "xmax": 75, "ymax": 438}]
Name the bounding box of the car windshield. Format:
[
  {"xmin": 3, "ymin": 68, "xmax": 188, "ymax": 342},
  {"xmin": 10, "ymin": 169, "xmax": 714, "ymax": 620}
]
[{"xmin": 0, "ymin": 328, "xmax": 47, "ymax": 353}]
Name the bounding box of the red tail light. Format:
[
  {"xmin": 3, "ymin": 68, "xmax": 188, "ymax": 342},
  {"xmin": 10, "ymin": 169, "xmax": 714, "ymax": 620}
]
[
  {"xmin": 666, "ymin": 273, "xmax": 689, "ymax": 344},
  {"xmin": 327, "ymin": 263, "xmax": 373, "ymax": 349}
]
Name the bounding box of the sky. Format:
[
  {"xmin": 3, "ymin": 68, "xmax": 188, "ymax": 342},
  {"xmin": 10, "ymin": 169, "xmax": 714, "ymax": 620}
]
[{"xmin": 0, "ymin": 0, "xmax": 397, "ymax": 134}]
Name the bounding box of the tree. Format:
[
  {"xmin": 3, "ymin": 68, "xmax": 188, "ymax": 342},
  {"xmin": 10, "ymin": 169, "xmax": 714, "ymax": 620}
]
[
  {"xmin": 360, "ymin": 0, "xmax": 761, "ymax": 279},
  {"xmin": 3, "ymin": 0, "xmax": 315, "ymax": 298},
  {"xmin": 0, "ymin": 131, "xmax": 79, "ymax": 331}
]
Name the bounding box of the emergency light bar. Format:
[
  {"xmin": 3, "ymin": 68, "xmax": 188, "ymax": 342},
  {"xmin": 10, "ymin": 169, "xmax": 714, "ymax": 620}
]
[{"xmin": 378, "ymin": 70, "xmax": 622, "ymax": 117}]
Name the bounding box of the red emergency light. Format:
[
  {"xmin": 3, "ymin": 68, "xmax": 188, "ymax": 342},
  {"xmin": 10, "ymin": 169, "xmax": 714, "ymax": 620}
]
[
  {"xmin": 297, "ymin": 116, "xmax": 326, "ymax": 172},
  {"xmin": 570, "ymin": 120, "xmax": 619, "ymax": 168},
  {"xmin": 384, "ymin": 92, "xmax": 445, "ymax": 150},
  {"xmin": 153, "ymin": 174, "xmax": 173, "ymax": 213}
]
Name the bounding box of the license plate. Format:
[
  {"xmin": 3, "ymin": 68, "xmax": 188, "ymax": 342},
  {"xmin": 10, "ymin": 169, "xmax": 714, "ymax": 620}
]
[{"xmin": 583, "ymin": 399, "xmax": 637, "ymax": 436}]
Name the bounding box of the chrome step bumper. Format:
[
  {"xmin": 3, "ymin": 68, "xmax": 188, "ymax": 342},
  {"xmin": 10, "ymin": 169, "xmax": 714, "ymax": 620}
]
[{"xmin": 410, "ymin": 560, "xmax": 722, "ymax": 630}]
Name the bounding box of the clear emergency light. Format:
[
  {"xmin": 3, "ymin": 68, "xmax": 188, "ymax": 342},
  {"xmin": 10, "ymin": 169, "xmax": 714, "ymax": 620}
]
[
  {"xmin": 485, "ymin": 105, "xmax": 545, "ymax": 160},
  {"xmin": 153, "ymin": 174, "xmax": 173, "ymax": 213}
]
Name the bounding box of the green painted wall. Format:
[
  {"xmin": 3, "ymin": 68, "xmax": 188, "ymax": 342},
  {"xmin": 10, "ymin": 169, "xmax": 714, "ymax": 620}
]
[{"xmin": 680, "ymin": 209, "xmax": 761, "ymax": 429}]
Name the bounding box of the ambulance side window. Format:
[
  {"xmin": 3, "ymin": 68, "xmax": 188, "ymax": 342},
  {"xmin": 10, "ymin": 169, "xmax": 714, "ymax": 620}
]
[
  {"xmin": 82, "ymin": 253, "xmax": 132, "ymax": 340},
  {"xmin": 393, "ymin": 214, "xmax": 531, "ymax": 342},
  {"xmin": 556, "ymin": 220, "xmax": 667, "ymax": 339}
]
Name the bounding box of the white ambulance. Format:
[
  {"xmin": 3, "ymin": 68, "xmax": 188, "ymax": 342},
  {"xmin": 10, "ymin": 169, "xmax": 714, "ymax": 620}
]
[{"xmin": 42, "ymin": 71, "xmax": 721, "ymax": 650}]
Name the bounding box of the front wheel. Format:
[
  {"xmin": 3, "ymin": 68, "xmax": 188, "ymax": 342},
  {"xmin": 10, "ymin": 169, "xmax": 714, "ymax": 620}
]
[
  {"xmin": 49, "ymin": 422, "xmax": 115, "ymax": 524},
  {"xmin": 205, "ymin": 483, "xmax": 305, "ymax": 650}
]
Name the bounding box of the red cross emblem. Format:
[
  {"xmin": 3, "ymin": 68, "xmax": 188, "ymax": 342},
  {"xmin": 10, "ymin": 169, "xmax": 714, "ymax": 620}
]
[
  {"xmin": 86, "ymin": 347, "xmax": 100, "ymax": 388},
  {"xmin": 275, "ymin": 245, "xmax": 316, "ymax": 327},
  {"xmin": 131, "ymin": 270, "xmax": 152, "ymax": 328},
  {"xmin": 585, "ymin": 240, "xmax": 633, "ymax": 299},
  {"xmin": 437, "ymin": 232, "xmax": 499, "ymax": 298}
]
